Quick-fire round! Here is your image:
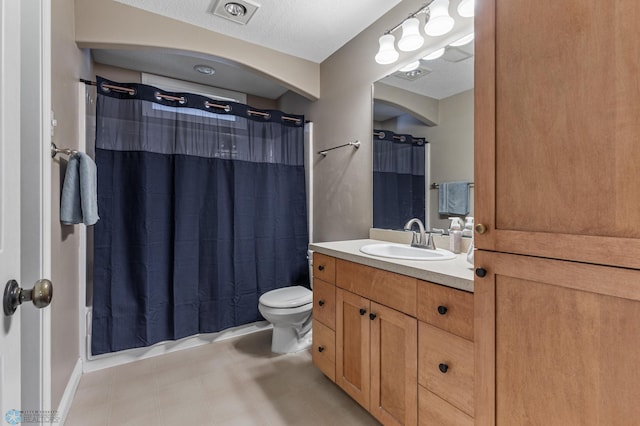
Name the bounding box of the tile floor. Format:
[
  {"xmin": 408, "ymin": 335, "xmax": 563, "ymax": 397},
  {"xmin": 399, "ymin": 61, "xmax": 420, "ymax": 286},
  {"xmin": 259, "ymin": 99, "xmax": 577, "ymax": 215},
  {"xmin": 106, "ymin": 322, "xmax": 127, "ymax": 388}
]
[{"xmin": 65, "ymin": 330, "xmax": 379, "ymax": 426}]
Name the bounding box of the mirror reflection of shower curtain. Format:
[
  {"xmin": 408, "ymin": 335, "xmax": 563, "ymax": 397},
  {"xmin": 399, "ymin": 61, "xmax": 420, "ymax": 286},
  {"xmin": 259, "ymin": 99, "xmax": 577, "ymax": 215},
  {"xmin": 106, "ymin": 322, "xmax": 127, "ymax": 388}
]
[
  {"xmin": 91, "ymin": 77, "xmax": 308, "ymax": 355},
  {"xmin": 373, "ymin": 130, "xmax": 426, "ymax": 229}
]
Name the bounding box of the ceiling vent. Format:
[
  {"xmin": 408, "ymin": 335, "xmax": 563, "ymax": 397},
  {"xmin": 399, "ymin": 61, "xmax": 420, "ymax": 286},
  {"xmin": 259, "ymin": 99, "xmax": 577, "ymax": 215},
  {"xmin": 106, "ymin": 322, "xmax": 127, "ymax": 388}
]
[
  {"xmin": 394, "ymin": 65, "xmax": 432, "ymax": 81},
  {"xmin": 208, "ymin": 0, "xmax": 260, "ymax": 25},
  {"xmin": 442, "ymin": 47, "xmax": 473, "ymax": 63}
]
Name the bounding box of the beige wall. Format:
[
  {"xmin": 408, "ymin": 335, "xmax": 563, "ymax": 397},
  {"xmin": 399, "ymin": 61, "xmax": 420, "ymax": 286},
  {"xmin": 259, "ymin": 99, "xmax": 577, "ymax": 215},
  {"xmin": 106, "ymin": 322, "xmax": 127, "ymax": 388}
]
[
  {"xmin": 374, "ymin": 82, "xmax": 439, "ymax": 126},
  {"xmin": 423, "ymin": 90, "xmax": 474, "ymax": 229},
  {"xmin": 51, "ymin": 0, "xmax": 92, "ymax": 409},
  {"xmin": 74, "ymin": 0, "xmax": 320, "ymax": 100}
]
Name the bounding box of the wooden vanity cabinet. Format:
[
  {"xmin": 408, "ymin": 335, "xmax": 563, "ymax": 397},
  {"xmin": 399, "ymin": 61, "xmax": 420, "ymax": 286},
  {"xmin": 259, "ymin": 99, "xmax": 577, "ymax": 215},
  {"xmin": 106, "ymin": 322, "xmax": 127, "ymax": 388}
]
[
  {"xmin": 312, "ymin": 255, "xmax": 474, "ymax": 426},
  {"xmin": 475, "ymin": 251, "xmax": 640, "ymax": 425},
  {"xmin": 312, "ymin": 253, "xmax": 336, "ymax": 382},
  {"xmin": 474, "ymin": 0, "xmax": 640, "ymax": 423},
  {"xmin": 335, "ymin": 260, "xmax": 418, "ymax": 426}
]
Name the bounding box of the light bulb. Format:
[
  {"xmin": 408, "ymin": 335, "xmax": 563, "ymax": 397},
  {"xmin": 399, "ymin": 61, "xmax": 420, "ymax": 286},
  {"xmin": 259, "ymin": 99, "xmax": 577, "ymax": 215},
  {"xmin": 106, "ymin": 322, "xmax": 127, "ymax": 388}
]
[
  {"xmin": 457, "ymin": 0, "xmax": 475, "ymax": 18},
  {"xmin": 397, "ymin": 17, "xmax": 424, "ymax": 52},
  {"xmin": 375, "ymin": 34, "xmax": 399, "ymax": 65},
  {"xmin": 449, "ymin": 33, "xmax": 474, "ymax": 46},
  {"xmin": 423, "ymin": 48, "xmax": 445, "ymax": 60},
  {"xmin": 425, "ymin": 0, "xmax": 455, "ymax": 36},
  {"xmin": 399, "ymin": 61, "xmax": 421, "ymax": 72}
]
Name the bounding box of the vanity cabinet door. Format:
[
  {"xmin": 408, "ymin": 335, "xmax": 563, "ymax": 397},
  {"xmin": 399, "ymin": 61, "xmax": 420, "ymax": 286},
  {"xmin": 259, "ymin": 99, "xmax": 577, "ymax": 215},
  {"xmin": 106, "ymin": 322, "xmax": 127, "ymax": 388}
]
[
  {"xmin": 475, "ymin": 0, "xmax": 640, "ymax": 269},
  {"xmin": 336, "ymin": 288, "xmax": 371, "ymax": 410},
  {"xmin": 475, "ymin": 250, "xmax": 640, "ymax": 426},
  {"xmin": 370, "ymin": 302, "xmax": 417, "ymax": 426}
]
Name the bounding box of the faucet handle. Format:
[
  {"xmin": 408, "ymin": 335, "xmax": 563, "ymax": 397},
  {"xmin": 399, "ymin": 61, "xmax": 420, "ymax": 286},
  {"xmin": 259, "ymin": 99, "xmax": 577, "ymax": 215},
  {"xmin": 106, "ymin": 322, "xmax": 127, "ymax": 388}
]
[{"xmin": 425, "ymin": 232, "xmax": 436, "ymax": 250}]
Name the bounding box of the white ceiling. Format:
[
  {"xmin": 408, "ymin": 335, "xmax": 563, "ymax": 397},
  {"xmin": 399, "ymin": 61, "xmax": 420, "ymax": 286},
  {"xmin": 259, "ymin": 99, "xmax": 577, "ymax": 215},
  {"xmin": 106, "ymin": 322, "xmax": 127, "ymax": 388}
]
[
  {"xmin": 115, "ymin": 0, "xmax": 402, "ymax": 63},
  {"xmin": 92, "ymin": 0, "xmax": 474, "ymax": 103}
]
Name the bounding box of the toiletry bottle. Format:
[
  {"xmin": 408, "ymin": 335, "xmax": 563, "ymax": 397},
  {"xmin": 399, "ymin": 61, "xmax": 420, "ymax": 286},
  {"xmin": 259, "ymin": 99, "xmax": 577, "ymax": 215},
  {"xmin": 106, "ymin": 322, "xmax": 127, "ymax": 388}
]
[
  {"xmin": 462, "ymin": 216, "xmax": 474, "ymax": 237},
  {"xmin": 449, "ymin": 218, "xmax": 462, "ymax": 254}
]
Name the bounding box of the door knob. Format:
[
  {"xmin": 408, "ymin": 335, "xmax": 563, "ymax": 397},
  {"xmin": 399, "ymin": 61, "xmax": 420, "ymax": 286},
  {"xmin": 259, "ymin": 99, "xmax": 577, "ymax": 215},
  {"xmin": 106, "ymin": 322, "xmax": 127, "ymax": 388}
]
[
  {"xmin": 475, "ymin": 268, "xmax": 487, "ymax": 278},
  {"xmin": 437, "ymin": 305, "xmax": 448, "ymax": 315},
  {"xmin": 3, "ymin": 279, "xmax": 53, "ymax": 316},
  {"xmin": 359, "ymin": 308, "xmax": 367, "ymax": 316},
  {"xmin": 318, "ymin": 300, "xmax": 325, "ymax": 306},
  {"xmin": 475, "ymin": 224, "xmax": 487, "ymax": 234},
  {"xmin": 369, "ymin": 313, "xmax": 377, "ymax": 321},
  {"xmin": 318, "ymin": 265, "xmax": 325, "ymax": 271}
]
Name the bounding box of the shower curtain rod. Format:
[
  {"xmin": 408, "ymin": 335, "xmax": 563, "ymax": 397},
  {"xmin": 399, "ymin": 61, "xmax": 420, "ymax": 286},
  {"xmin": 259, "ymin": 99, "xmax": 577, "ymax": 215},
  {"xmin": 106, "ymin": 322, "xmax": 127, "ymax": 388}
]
[
  {"xmin": 80, "ymin": 79, "xmax": 303, "ymax": 125},
  {"xmin": 373, "ymin": 131, "xmax": 427, "ymax": 144}
]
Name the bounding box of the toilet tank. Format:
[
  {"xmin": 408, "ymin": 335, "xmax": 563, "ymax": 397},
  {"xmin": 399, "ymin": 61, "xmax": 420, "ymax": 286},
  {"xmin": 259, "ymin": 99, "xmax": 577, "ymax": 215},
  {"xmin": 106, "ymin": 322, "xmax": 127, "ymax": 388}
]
[{"xmin": 307, "ymin": 249, "xmax": 314, "ymax": 289}]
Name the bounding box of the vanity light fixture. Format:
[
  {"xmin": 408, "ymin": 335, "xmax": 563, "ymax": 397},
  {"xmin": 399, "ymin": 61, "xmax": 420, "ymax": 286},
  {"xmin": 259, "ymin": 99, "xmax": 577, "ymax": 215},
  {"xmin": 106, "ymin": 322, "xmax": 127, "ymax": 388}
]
[
  {"xmin": 375, "ymin": 34, "xmax": 400, "ymax": 65},
  {"xmin": 399, "ymin": 60, "xmax": 421, "ymax": 72},
  {"xmin": 423, "ymin": 47, "xmax": 445, "ymax": 60},
  {"xmin": 457, "ymin": 0, "xmax": 475, "ymax": 18},
  {"xmin": 424, "ymin": 0, "xmax": 455, "ymax": 36},
  {"xmin": 449, "ymin": 32, "xmax": 474, "ymax": 46},
  {"xmin": 398, "ymin": 17, "xmax": 424, "ymax": 52}
]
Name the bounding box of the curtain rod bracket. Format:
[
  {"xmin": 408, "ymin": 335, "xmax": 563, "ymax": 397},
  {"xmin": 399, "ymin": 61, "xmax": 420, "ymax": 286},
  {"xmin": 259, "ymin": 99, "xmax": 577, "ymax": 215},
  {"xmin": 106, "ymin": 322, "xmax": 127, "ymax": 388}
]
[{"xmin": 318, "ymin": 140, "xmax": 360, "ymax": 157}]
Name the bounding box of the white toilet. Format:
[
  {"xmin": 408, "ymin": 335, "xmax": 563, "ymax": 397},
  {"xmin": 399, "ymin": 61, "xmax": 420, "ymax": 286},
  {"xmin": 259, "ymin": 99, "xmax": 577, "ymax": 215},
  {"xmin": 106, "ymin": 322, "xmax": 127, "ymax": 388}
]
[
  {"xmin": 258, "ymin": 253, "xmax": 314, "ymax": 354},
  {"xmin": 258, "ymin": 286, "xmax": 313, "ymax": 354}
]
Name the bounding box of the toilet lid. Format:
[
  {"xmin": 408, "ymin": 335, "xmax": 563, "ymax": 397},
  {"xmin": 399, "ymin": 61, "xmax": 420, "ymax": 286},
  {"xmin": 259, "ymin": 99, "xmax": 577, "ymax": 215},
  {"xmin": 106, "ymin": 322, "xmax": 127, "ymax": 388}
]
[{"xmin": 259, "ymin": 286, "xmax": 312, "ymax": 308}]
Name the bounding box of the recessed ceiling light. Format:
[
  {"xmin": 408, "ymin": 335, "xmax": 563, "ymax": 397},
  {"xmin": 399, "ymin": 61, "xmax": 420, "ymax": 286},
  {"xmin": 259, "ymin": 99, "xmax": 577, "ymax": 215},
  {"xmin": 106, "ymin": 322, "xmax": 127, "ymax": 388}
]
[
  {"xmin": 193, "ymin": 65, "xmax": 216, "ymax": 75},
  {"xmin": 224, "ymin": 2, "xmax": 247, "ymax": 17}
]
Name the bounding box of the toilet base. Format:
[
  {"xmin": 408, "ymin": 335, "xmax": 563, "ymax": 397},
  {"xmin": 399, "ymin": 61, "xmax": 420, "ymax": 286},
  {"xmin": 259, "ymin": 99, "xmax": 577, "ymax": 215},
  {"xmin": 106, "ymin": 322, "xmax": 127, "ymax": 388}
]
[{"xmin": 271, "ymin": 325, "xmax": 312, "ymax": 354}]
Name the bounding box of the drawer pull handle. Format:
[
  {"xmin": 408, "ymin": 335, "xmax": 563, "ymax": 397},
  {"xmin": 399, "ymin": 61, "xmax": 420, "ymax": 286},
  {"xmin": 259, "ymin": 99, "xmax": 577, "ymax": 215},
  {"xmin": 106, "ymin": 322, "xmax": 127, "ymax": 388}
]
[
  {"xmin": 438, "ymin": 363, "xmax": 449, "ymax": 373},
  {"xmin": 318, "ymin": 346, "xmax": 325, "ymax": 353},
  {"xmin": 359, "ymin": 308, "xmax": 367, "ymax": 316},
  {"xmin": 318, "ymin": 265, "xmax": 325, "ymax": 271},
  {"xmin": 318, "ymin": 300, "xmax": 325, "ymax": 306},
  {"xmin": 475, "ymin": 267, "xmax": 487, "ymax": 278},
  {"xmin": 369, "ymin": 313, "xmax": 377, "ymax": 321},
  {"xmin": 437, "ymin": 305, "xmax": 448, "ymax": 315}
]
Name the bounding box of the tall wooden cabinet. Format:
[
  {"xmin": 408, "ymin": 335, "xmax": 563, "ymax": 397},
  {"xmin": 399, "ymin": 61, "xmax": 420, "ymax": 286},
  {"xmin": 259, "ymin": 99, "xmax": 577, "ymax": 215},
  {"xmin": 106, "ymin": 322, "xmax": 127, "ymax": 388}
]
[{"xmin": 474, "ymin": 0, "xmax": 640, "ymax": 424}]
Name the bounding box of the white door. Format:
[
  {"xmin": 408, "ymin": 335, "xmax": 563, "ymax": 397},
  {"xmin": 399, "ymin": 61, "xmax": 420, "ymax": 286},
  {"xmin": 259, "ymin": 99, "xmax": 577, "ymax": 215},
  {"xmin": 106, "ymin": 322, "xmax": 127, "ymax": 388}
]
[
  {"xmin": 1, "ymin": 0, "xmax": 25, "ymax": 422},
  {"xmin": 1, "ymin": 0, "xmax": 51, "ymax": 423}
]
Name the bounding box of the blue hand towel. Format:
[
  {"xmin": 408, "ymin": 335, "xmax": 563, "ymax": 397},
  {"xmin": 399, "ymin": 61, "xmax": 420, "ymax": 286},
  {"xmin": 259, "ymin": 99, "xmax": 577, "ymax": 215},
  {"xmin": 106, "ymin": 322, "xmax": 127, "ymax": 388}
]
[
  {"xmin": 438, "ymin": 181, "xmax": 470, "ymax": 215},
  {"xmin": 60, "ymin": 152, "xmax": 99, "ymax": 225}
]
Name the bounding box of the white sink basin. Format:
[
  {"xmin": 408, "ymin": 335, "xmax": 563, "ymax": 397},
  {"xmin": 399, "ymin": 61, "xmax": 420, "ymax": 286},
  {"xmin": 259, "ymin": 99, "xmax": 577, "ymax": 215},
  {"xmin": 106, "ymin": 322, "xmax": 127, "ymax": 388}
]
[{"xmin": 359, "ymin": 243, "xmax": 456, "ymax": 261}]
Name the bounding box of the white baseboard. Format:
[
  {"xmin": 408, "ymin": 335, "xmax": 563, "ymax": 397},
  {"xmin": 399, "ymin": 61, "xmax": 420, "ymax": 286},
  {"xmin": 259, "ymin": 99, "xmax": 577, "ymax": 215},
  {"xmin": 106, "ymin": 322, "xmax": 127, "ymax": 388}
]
[{"xmin": 56, "ymin": 358, "xmax": 82, "ymax": 425}]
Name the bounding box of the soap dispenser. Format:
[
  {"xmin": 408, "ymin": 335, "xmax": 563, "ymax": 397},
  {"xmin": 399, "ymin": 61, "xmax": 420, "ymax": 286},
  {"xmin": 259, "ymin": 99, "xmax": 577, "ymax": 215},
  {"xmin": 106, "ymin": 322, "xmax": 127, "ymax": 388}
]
[
  {"xmin": 449, "ymin": 217, "xmax": 463, "ymax": 254},
  {"xmin": 462, "ymin": 216, "xmax": 474, "ymax": 238}
]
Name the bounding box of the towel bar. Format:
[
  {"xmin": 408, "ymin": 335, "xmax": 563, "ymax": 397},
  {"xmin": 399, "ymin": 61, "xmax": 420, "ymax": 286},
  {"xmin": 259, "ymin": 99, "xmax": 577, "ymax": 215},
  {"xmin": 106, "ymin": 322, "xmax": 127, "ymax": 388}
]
[{"xmin": 51, "ymin": 142, "xmax": 78, "ymax": 158}]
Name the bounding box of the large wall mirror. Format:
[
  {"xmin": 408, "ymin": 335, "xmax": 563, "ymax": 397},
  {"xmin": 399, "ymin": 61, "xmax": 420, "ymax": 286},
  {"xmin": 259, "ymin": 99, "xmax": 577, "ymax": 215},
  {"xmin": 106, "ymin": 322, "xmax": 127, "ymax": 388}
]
[{"xmin": 373, "ymin": 33, "xmax": 474, "ymax": 232}]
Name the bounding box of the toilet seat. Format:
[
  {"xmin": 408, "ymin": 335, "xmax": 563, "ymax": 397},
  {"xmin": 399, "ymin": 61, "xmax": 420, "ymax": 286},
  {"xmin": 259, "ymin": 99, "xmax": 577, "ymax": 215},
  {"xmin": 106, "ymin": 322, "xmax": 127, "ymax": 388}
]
[{"xmin": 259, "ymin": 286, "xmax": 312, "ymax": 308}]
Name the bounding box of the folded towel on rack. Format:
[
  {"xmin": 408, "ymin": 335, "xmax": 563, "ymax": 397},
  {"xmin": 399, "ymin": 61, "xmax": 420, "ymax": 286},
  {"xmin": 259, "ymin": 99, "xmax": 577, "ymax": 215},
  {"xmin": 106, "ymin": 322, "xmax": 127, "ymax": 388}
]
[
  {"xmin": 438, "ymin": 181, "xmax": 470, "ymax": 215},
  {"xmin": 60, "ymin": 152, "xmax": 99, "ymax": 225}
]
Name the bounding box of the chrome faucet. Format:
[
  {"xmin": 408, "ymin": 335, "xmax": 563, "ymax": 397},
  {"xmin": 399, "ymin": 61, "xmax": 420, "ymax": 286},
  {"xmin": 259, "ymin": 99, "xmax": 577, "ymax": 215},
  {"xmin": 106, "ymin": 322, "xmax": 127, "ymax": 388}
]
[{"xmin": 403, "ymin": 218, "xmax": 436, "ymax": 250}]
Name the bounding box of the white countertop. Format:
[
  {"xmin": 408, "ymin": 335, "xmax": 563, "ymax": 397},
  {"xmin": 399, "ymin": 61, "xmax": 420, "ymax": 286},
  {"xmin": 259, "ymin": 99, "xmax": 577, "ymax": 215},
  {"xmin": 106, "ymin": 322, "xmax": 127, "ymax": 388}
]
[{"xmin": 309, "ymin": 239, "xmax": 474, "ymax": 293}]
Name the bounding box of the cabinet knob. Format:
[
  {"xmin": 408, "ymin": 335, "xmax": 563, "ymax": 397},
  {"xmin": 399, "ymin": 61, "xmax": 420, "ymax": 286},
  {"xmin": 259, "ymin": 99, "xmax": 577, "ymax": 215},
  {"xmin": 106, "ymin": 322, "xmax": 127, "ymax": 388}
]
[
  {"xmin": 475, "ymin": 267, "xmax": 487, "ymax": 278},
  {"xmin": 369, "ymin": 313, "xmax": 377, "ymax": 321},
  {"xmin": 318, "ymin": 300, "xmax": 325, "ymax": 306},
  {"xmin": 475, "ymin": 224, "xmax": 487, "ymax": 234},
  {"xmin": 359, "ymin": 308, "xmax": 367, "ymax": 316},
  {"xmin": 318, "ymin": 265, "xmax": 325, "ymax": 271},
  {"xmin": 437, "ymin": 305, "xmax": 448, "ymax": 315},
  {"xmin": 318, "ymin": 346, "xmax": 325, "ymax": 353},
  {"xmin": 438, "ymin": 363, "xmax": 449, "ymax": 373}
]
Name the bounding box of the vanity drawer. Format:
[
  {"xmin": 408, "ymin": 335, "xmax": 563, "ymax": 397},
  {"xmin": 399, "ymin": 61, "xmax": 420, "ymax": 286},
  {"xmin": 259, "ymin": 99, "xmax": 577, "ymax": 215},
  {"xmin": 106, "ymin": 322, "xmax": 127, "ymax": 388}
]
[
  {"xmin": 336, "ymin": 259, "xmax": 417, "ymax": 316},
  {"xmin": 313, "ymin": 278, "xmax": 335, "ymax": 330},
  {"xmin": 312, "ymin": 319, "xmax": 335, "ymax": 382},
  {"xmin": 418, "ymin": 322, "xmax": 474, "ymax": 417},
  {"xmin": 419, "ymin": 386, "xmax": 473, "ymax": 426},
  {"xmin": 417, "ymin": 281, "xmax": 473, "ymax": 341},
  {"xmin": 313, "ymin": 253, "xmax": 336, "ymax": 284}
]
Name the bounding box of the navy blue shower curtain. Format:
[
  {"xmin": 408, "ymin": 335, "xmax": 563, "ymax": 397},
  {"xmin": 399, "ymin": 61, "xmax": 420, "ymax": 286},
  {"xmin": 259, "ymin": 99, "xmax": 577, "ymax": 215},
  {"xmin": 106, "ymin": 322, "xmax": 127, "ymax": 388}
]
[
  {"xmin": 92, "ymin": 77, "xmax": 308, "ymax": 355},
  {"xmin": 373, "ymin": 130, "xmax": 426, "ymax": 229}
]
